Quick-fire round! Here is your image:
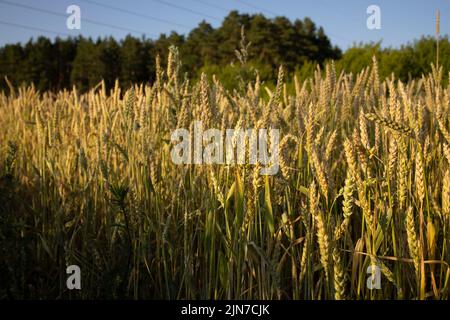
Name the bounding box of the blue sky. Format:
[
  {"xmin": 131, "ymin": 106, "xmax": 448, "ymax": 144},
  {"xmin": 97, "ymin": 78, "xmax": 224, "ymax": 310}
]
[{"xmin": 0, "ymin": 0, "xmax": 448, "ymax": 50}]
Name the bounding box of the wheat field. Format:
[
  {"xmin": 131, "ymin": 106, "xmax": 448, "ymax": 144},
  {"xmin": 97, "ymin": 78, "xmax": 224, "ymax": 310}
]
[{"xmin": 0, "ymin": 48, "xmax": 449, "ymax": 300}]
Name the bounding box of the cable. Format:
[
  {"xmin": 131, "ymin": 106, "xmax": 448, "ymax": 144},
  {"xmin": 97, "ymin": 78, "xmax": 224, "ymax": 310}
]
[
  {"xmin": 0, "ymin": 20, "xmax": 71, "ymax": 37},
  {"xmin": 188, "ymin": 0, "xmax": 230, "ymax": 13},
  {"xmin": 0, "ymin": 0, "xmax": 155, "ymax": 37},
  {"xmin": 235, "ymin": 0, "xmax": 351, "ymax": 44},
  {"xmin": 149, "ymin": 0, "xmax": 221, "ymax": 22},
  {"xmin": 325, "ymin": 32, "xmax": 353, "ymax": 44},
  {"xmin": 233, "ymin": 0, "xmax": 279, "ymax": 17},
  {"xmin": 79, "ymin": 0, "xmax": 193, "ymax": 29}
]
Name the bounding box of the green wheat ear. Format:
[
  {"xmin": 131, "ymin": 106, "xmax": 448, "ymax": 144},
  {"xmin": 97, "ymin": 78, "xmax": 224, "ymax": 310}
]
[{"xmin": 4, "ymin": 141, "xmax": 18, "ymax": 178}]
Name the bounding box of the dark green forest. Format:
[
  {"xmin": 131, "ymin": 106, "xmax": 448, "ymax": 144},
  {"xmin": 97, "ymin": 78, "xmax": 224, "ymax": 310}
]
[{"xmin": 0, "ymin": 11, "xmax": 449, "ymax": 92}]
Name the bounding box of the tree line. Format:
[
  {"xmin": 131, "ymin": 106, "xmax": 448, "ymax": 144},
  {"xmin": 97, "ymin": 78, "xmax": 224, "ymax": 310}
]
[
  {"xmin": 0, "ymin": 11, "xmax": 448, "ymax": 92},
  {"xmin": 0, "ymin": 11, "xmax": 340, "ymax": 91}
]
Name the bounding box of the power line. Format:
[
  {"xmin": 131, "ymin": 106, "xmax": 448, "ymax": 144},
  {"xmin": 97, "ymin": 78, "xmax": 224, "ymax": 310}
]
[
  {"xmin": 0, "ymin": 20, "xmax": 71, "ymax": 37},
  {"xmin": 325, "ymin": 32, "xmax": 353, "ymax": 44},
  {"xmin": 79, "ymin": 0, "xmax": 194, "ymax": 30},
  {"xmin": 0, "ymin": 0, "xmax": 352, "ymax": 51},
  {"xmin": 233, "ymin": 0, "xmax": 279, "ymax": 17},
  {"xmin": 149, "ymin": 0, "xmax": 222, "ymax": 22},
  {"xmin": 188, "ymin": 0, "xmax": 230, "ymax": 13},
  {"xmin": 0, "ymin": 0, "xmax": 155, "ymax": 37},
  {"xmin": 192, "ymin": 0, "xmax": 351, "ymax": 45},
  {"xmin": 234, "ymin": 0, "xmax": 351, "ymax": 45}
]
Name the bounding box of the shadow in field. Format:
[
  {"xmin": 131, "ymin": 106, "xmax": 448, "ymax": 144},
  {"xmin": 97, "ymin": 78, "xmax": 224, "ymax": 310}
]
[{"xmin": 0, "ymin": 171, "xmax": 138, "ymax": 299}]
